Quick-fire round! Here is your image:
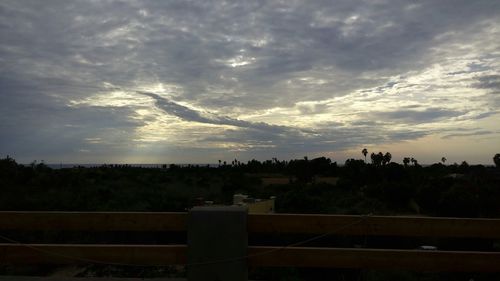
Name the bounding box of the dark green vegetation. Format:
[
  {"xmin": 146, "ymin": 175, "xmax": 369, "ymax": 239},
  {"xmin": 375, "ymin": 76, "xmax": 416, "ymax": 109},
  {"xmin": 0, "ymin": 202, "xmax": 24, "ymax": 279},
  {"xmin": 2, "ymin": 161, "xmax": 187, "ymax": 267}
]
[
  {"xmin": 1, "ymin": 153, "xmax": 500, "ymax": 280},
  {"xmin": 1, "ymin": 154, "xmax": 500, "ymax": 217}
]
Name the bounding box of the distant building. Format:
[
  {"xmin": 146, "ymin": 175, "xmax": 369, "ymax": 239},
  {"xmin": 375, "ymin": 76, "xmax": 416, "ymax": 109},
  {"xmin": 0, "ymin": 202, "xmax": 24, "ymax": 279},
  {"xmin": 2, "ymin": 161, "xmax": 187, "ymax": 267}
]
[
  {"xmin": 189, "ymin": 194, "xmax": 276, "ymax": 213},
  {"xmin": 313, "ymin": 176, "xmax": 339, "ymax": 185},
  {"xmin": 261, "ymin": 177, "xmax": 290, "ymax": 185},
  {"xmin": 190, "ymin": 197, "xmax": 215, "ymax": 207},
  {"xmin": 233, "ymin": 193, "xmax": 276, "ymax": 213},
  {"xmin": 246, "ymin": 173, "xmax": 293, "ymax": 185}
]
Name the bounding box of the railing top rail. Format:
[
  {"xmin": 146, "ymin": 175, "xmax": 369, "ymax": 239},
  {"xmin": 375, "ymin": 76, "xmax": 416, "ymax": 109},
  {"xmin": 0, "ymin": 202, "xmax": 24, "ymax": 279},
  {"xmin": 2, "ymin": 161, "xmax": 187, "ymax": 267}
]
[
  {"xmin": 1, "ymin": 211, "xmax": 500, "ymax": 238},
  {"xmin": 0, "ymin": 211, "xmax": 187, "ymax": 232},
  {"xmin": 248, "ymin": 213, "xmax": 500, "ymax": 238}
]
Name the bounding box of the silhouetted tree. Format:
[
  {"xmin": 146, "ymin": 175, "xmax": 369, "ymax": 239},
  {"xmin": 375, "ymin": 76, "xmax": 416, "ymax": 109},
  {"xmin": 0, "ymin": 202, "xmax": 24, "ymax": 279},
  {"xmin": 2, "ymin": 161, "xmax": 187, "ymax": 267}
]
[
  {"xmin": 371, "ymin": 152, "xmax": 384, "ymax": 166},
  {"xmin": 0, "ymin": 156, "xmax": 18, "ymax": 180},
  {"xmin": 288, "ymin": 158, "xmax": 312, "ymax": 183},
  {"xmin": 310, "ymin": 157, "xmax": 331, "ymax": 175},
  {"xmin": 343, "ymin": 159, "xmax": 366, "ymax": 183},
  {"xmin": 494, "ymin": 153, "xmax": 500, "ymax": 168},
  {"xmin": 383, "ymin": 152, "xmax": 392, "ymax": 165},
  {"xmin": 362, "ymin": 148, "xmax": 368, "ymax": 163},
  {"xmin": 371, "ymin": 152, "xmax": 392, "ymax": 166},
  {"xmin": 458, "ymin": 161, "xmax": 470, "ymax": 173},
  {"xmin": 403, "ymin": 157, "xmax": 411, "ymax": 167},
  {"xmin": 441, "ymin": 157, "xmax": 447, "ymax": 164},
  {"xmin": 410, "ymin": 157, "xmax": 418, "ymax": 167}
]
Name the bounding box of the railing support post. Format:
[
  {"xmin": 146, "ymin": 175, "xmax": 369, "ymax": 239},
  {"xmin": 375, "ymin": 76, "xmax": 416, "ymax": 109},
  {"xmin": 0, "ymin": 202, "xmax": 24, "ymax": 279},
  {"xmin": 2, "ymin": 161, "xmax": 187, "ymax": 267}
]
[{"xmin": 187, "ymin": 206, "xmax": 248, "ymax": 281}]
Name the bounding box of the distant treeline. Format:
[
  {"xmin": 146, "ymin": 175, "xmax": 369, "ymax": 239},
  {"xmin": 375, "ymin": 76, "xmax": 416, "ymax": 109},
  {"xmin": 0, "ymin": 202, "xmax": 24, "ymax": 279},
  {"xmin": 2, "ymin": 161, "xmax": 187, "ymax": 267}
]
[{"xmin": 1, "ymin": 153, "xmax": 500, "ymax": 218}]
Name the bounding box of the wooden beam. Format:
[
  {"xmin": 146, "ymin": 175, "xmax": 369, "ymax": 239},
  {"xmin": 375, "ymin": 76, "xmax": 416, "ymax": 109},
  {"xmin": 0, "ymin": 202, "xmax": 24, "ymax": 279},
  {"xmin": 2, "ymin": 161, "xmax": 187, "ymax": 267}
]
[
  {"xmin": 0, "ymin": 244, "xmax": 186, "ymax": 265},
  {"xmin": 2, "ymin": 244, "xmax": 500, "ymax": 272},
  {"xmin": 2, "ymin": 212, "xmax": 500, "ymax": 238},
  {"xmin": 248, "ymin": 214, "xmax": 500, "ymax": 238},
  {"xmin": 248, "ymin": 246, "xmax": 500, "ymax": 272},
  {"xmin": 0, "ymin": 212, "xmax": 187, "ymax": 232}
]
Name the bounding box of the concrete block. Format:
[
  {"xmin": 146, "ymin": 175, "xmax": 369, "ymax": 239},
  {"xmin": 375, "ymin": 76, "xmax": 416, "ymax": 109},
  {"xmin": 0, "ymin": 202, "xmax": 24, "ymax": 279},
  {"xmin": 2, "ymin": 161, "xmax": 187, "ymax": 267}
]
[{"xmin": 187, "ymin": 206, "xmax": 248, "ymax": 281}]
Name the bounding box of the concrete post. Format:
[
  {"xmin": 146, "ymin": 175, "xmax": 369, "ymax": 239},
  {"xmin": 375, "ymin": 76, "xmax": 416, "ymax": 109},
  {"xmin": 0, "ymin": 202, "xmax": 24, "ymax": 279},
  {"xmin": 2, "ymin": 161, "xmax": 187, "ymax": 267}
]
[{"xmin": 187, "ymin": 206, "xmax": 248, "ymax": 281}]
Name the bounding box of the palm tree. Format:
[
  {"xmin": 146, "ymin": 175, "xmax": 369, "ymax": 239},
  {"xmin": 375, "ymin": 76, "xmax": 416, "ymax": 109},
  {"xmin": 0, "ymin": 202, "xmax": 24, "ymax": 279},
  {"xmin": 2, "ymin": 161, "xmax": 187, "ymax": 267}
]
[
  {"xmin": 362, "ymin": 148, "xmax": 368, "ymax": 163},
  {"xmin": 410, "ymin": 158, "xmax": 418, "ymax": 166},
  {"xmin": 494, "ymin": 153, "xmax": 500, "ymax": 168},
  {"xmin": 371, "ymin": 152, "xmax": 384, "ymax": 166},
  {"xmin": 383, "ymin": 152, "xmax": 392, "ymax": 165}
]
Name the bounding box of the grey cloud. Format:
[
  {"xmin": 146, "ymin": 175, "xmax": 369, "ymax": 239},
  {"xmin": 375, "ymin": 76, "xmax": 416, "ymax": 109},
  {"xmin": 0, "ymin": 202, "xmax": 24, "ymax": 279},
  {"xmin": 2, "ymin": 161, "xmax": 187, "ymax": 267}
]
[
  {"xmin": 1, "ymin": 0, "xmax": 499, "ymax": 162},
  {"xmin": 471, "ymin": 111, "xmax": 498, "ymax": 120},
  {"xmin": 199, "ymin": 122, "xmax": 430, "ymax": 159},
  {"xmin": 400, "ymin": 104, "xmax": 423, "ymax": 109},
  {"xmin": 141, "ymin": 92, "xmax": 290, "ymax": 134},
  {"xmin": 297, "ymin": 103, "xmax": 329, "ymax": 115},
  {"xmin": 140, "ymin": 92, "xmax": 214, "ymax": 124},
  {"xmin": 142, "ymin": 91, "xmax": 432, "ymax": 155},
  {"xmin": 447, "ymin": 61, "xmax": 491, "ymax": 76},
  {"xmin": 3, "ymin": 0, "xmax": 498, "ymax": 110},
  {"xmin": 369, "ymin": 108, "xmax": 465, "ymax": 124},
  {"xmin": 349, "ymin": 120, "xmax": 379, "ymax": 126},
  {"xmin": 0, "ymin": 77, "xmax": 143, "ymax": 162},
  {"xmin": 442, "ymin": 130, "xmax": 496, "ymax": 139},
  {"xmin": 472, "ymin": 75, "xmax": 500, "ymax": 90}
]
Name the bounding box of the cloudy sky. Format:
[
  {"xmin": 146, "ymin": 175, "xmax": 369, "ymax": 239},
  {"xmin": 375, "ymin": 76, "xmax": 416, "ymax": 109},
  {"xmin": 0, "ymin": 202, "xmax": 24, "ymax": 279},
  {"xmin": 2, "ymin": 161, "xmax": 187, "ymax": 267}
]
[{"xmin": 1, "ymin": 0, "xmax": 499, "ymax": 164}]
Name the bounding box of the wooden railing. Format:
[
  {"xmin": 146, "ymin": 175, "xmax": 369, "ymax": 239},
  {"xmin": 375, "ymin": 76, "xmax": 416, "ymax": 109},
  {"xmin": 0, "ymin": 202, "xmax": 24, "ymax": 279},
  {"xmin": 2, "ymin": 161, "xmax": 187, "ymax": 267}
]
[
  {"xmin": 1, "ymin": 211, "xmax": 500, "ymax": 273},
  {"xmin": 3, "ymin": 211, "xmax": 500, "ymax": 237}
]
